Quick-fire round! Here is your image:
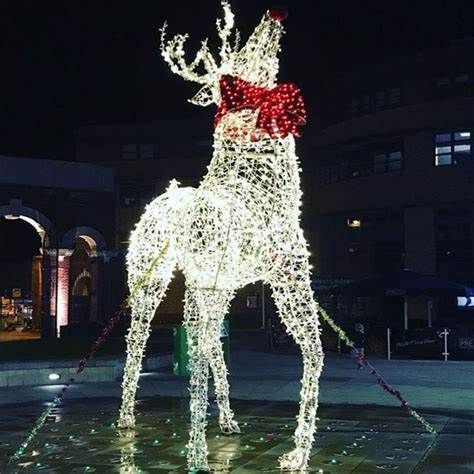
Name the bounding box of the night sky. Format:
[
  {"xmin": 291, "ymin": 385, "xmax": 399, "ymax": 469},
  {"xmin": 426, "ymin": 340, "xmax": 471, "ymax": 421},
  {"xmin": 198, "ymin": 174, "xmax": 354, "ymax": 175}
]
[{"xmin": 1, "ymin": 0, "xmax": 473, "ymax": 158}]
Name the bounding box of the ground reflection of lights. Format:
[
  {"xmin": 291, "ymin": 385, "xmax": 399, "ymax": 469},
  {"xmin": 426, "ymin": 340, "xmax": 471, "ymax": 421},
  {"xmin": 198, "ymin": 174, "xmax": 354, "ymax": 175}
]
[{"xmin": 2, "ymin": 398, "xmax": 460, "ymax": 472}]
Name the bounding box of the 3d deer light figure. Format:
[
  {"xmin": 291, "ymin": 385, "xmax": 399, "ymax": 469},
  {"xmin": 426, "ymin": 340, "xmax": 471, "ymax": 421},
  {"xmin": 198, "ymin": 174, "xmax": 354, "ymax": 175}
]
[{"xmin": 118, "ymin": 2, "xmax": 324, "ymax": 471}]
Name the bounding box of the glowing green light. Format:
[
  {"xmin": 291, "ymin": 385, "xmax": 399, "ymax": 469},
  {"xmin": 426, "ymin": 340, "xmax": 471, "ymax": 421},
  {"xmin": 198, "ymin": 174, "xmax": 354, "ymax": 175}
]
[{"xmin": 153, "ymin": 439, "xmax": 161, "ymax": 445}]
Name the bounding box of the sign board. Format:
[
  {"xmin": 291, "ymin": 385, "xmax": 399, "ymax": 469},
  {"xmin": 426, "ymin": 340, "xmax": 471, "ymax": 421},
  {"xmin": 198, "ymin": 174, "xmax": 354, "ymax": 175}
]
[
  {"xmin": 457, "ymin": 296, "xmax": 474, "ymax": 308},
  {"xmin": 385, "ymin": 288, "xmax": 406, "ymax": 296},
  {"xmin": 458, "ymin": 337, "xmax": 474, "ymax": 350}
]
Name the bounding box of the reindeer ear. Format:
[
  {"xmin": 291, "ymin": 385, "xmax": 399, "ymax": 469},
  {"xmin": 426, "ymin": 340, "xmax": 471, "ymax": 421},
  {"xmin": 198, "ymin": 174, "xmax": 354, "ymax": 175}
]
[{"xmin": 188, "ymin": 84, "xmax": 216, "ymax": 107}]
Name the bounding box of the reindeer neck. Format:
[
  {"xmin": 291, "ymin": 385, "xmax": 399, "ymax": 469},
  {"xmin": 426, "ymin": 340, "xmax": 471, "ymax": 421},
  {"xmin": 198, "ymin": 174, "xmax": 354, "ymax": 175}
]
[{"xmin": 200, "ymin": 128, "xmax": 302, "ymax": 213}]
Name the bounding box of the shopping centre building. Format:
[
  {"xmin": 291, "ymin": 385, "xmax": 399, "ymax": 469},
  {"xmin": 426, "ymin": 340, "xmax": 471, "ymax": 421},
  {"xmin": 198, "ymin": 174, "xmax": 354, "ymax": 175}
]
[{"xmin": 309, "ymin": 40, "xmax": 474, "ymax": 328}]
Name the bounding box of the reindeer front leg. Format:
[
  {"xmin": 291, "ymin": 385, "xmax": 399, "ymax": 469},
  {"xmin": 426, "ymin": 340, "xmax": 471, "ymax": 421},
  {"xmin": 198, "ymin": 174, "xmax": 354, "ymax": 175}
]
[
  {"xmin": 184, "ymin": 287, "xmax": 235, "ymax": 470},
  {"xmin": 268, "ymin": 249, "xmax": 324, "ymax": 471}
]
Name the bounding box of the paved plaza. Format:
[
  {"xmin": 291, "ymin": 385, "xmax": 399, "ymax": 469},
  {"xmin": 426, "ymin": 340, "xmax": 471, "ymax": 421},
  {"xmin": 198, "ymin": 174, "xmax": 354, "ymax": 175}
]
[
  {"xmin": 0, "ymin": 346, "xmax": 473, "ymax": 472},
  {"xmin": 0, "ymin": 397, "xmax": 472, "ymax": 473}
]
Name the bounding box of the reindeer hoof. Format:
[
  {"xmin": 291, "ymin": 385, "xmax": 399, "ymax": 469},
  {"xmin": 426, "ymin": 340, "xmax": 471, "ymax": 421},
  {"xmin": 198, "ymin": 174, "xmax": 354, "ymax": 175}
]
[
  {"xmin": 187, "ymin": 461, "xmax": 210, "ymax": 473},
  {"xmin": 279, "ymin": 447, "xmax": 309, "ymax": 471},
  {"xmin": 117, "ymin": 415, "xmax": 135, "ymax": 429},
  {"xmin": 219, "ymin": 418, "xmax": 241, "ymax": 435}
]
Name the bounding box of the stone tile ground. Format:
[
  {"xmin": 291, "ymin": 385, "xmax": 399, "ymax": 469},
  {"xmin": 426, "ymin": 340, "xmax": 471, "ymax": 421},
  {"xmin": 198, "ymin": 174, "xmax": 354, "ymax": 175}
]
[{"xmin": 1, "ymin": 397, "xmax": 472, "ymax": 473}]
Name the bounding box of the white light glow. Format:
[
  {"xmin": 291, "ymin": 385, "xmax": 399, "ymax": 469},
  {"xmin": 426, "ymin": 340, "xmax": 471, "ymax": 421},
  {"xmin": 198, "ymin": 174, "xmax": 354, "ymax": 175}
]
[
  {"xmin": 347, "ymin": 219, "xmax": 361, "ymax": 228},
  {"xmin": 48, "ymin": 373, "xmax": 60, "ymax": 381},
  {"xmin": 4, "ymin": 214, "xmax": 46, "ymax": 244},
  {"xmin": 118, "ymin": 3, "xmax": 323, "ymax": 471}
]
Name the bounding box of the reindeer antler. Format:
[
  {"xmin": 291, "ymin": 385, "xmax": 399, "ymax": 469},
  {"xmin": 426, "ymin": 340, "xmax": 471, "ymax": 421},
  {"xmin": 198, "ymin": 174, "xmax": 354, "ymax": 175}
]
[
  {"xmin": 160, "ymin": 1, "xmax": 239, "ymax": 106},
  {"xmin": 216, "ymin": 0, "xmax": 236, "ymax": 68},
  {"xmin": 160, "ymin": 23, "xmax": 217, "ymax": 85}
]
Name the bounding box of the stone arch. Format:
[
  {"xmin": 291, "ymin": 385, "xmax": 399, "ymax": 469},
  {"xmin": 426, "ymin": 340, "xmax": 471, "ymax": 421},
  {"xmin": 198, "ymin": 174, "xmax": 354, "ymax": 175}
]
[
  {"xmin": 61, "ymin": 226, "xmax": 107, "ymax": 252},
  {"xmin": 72, "ymin": 269, "xmax": 92, "ymax": 296},
  {"xmin": 0, "ymin": 200, "xmax": 54, "ymax": 247}
]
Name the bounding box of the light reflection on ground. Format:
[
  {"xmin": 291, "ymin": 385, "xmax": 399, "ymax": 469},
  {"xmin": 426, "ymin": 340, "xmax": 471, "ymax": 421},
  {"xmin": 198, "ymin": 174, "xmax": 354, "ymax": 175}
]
[
  {"xmin": 0, "ymin": 330, "xmax": 41, "ymax": 342},
  {"xmin": 0, "ymin": 397, "xmax": 472, "ymax": 472}
]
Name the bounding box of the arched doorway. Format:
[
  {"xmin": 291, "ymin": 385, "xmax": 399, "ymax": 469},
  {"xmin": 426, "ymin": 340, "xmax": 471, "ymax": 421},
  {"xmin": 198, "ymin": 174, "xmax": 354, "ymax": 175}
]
[
  {"xmin": 60, "ymin": 228, "xmax": 108, "ymax": 335},
  {"xmin": 69, "ymin": 237, "xmax": 96, "ymax": 325},
  {"xmin": 0, "ymin": 216, "xmax": 43, "ymax": 340}
]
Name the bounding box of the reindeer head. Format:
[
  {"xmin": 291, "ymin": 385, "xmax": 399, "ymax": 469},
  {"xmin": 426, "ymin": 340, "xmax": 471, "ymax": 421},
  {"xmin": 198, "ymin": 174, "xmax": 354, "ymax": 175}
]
[{"xmin": 160, "ymin": 1, "xmax": 285, "ymax": 107}]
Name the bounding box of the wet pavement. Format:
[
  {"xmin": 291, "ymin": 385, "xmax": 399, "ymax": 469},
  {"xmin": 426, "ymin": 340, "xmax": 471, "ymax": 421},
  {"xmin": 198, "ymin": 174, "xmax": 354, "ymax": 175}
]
[{"xmin": 1, "ymin": 397, "xmax": 472, "ymax": 473}]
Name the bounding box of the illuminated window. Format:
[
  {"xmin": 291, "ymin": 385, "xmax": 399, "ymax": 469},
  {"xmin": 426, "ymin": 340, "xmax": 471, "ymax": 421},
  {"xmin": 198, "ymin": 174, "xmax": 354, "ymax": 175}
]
[
  {"xmin": 246, "ymin": 295, "xmax": 259, "ymax": 309},
  {"xmin": 347, "ymin": 218, "xmax": 361, "ymax": 228},
  {"xmin": 435, "ymin": 131, "xmax": 471, "ymax": 166}
]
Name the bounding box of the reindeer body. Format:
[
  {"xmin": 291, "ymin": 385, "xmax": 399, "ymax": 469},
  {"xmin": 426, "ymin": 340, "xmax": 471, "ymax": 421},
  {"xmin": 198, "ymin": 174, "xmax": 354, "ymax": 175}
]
[{"xmin": 119, "ymin": 4, "xmax": 324, "ymax": 471}]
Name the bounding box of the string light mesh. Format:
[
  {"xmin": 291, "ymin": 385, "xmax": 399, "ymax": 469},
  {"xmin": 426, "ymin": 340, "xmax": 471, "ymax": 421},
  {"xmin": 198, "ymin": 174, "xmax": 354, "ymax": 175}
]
[{"xmin": 119, "ymin": 2, "xmax": 322, "ymax": 471}]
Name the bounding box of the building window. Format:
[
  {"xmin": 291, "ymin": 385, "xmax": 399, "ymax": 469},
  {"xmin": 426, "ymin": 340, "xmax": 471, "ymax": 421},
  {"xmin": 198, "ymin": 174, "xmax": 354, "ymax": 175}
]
[
  {"xmin": 435, "ymin": 131, "xmax": 471, "ymax": 166},
  {"xmin": 347, "ymin": 219, "xmax": 361, "ymax": 228},
  {"xmin": 121, "ymin": 144, "xmax": 137, "ymax": 160},
  {"xmin": 320, "ymin": 147, "xmax": 403, "ymax": 185},
  {"xmin": 246, "ymin": 295, "xmax": 259, "ymax": 309},
  {"xmin": 374, "ymin": 151, "xmax": 402, "ymax": 173},
  {"xmin": 119, "ymin": 184, "xmax": 155, "ymax": 207},
  {"xmin": 435, "ymin": 207, "xmax": 473, "ymax": 275},
  {"xmin": 140, "ymin": 144, "xmax": 154, "ymax": 159},
  {"xmin": 350, "ymin": 87, "xmax": 401, "ymax": 116},
  {"xmin": 434, "ymin": 73, "xmax": 472, "ymax": 98},
  {"xmin": 121, "ymin": 144, "xmax": 156, "ymax": 160}
]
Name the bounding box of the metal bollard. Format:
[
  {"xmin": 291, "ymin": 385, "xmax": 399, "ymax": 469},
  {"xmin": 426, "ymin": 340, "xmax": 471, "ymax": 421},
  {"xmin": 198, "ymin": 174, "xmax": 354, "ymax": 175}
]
[
  {"xmin": 387, "ymin": 327, "xmax": 391, "ymax": 360},
  {"xmin": 438, "ymin": 328, "xmax": 450, "ymax": 361}
]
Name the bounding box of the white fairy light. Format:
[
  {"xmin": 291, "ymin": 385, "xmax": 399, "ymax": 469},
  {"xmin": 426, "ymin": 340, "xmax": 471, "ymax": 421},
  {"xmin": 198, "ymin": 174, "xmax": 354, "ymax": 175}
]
[{"xmin": 118, "ymin": 2, "xmax": 322, "ymax": 471}]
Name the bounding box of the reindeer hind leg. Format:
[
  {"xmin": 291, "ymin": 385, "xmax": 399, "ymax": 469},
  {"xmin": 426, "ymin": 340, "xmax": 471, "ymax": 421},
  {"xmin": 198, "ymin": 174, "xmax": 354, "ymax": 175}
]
[
  {"xmin": 208, "ymin": 311, "xmax": 240, "ymax": 435},
  {"xmin": 268, "ymin": 252, "xmax": 324, "ymax": 471}
]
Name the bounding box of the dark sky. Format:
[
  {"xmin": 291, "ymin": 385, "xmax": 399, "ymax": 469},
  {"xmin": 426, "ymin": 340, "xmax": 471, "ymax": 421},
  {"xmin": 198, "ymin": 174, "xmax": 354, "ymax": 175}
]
[{"xmin": 1, "ymin": 0, "xmax": 473, "ymax": 158}]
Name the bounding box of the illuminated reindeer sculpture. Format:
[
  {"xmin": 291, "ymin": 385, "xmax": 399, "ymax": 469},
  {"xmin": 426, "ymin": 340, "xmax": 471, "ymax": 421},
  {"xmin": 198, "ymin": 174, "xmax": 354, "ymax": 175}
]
[{"xmin": 118, "ymin": 2, "xmax": 324, "ymax": 470}]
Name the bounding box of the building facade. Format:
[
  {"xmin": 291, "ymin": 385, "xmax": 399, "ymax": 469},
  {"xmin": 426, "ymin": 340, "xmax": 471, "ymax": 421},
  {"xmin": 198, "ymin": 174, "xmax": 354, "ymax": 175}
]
[
  {"xmin": 0, "ymin": 155, "xmax": 120, "ymax": 339},
  {"xmin": 310, "ymin": 40, "xmax": 474, "ymax": 328}
]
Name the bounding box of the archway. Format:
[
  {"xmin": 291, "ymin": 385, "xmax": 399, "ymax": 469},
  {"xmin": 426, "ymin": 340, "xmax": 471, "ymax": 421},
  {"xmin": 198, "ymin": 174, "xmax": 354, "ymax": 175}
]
[
  {"xmin": 0, "ymin": 216, "xmax": 43, "ymax": 340},
  {"xmin": 61, "ymin": 226, "xmax": 106, "ymax": 251},
  {"xmin": 68, "ymin": 237, "xmax": 96, "ymax": 325}
]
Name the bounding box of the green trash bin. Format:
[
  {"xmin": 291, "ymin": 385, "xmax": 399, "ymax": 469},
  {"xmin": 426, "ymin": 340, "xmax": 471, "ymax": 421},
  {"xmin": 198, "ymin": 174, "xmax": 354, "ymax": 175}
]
[{"xmin": 173, "ymin": 320, "xmax": 230, "ymax": 376}]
